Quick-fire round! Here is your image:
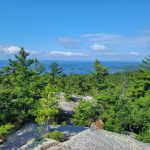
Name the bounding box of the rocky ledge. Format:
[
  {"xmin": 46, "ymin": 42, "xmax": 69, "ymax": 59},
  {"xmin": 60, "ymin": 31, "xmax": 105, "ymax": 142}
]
[
  {"xmin": 50, "ymin": 129, "xmax": 150, "ymax": 150},
  {"xmin": 0, "ymin": 124, "xmax": 150, "ymax": 150}
]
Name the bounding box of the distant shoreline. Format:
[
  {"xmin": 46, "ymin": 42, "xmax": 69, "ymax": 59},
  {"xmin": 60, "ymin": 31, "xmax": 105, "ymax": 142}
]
[{"xmin": 0, "ymin": 60, "xmax": 140, "ymax": 74}]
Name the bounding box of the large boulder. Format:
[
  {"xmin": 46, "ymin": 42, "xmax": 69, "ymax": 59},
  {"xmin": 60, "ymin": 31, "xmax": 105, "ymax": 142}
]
[{"xmin": 59, "ymin": 100, "xmax": 78, "ymax": 115}]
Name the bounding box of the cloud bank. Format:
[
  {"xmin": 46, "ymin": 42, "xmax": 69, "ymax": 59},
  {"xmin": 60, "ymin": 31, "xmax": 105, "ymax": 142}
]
[
  {"xmin": 89, "ymin": 44, "xmax": 108, "ymax": 51},
  {"xmin": 0, "ymin": 46, "xmax": 20, "ymax": 54},
  {"xmin": 1, "ymin": 28, "xmax": 149, "ymax": 60},
  {"xmin": 48, "ymin": 51, "xmax": 87, "ymax": 57}
]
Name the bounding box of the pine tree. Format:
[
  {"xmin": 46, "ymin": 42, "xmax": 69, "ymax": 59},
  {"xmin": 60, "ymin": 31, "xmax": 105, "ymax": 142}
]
[
  {"xmin": 9, "ymin": 47, "xmax": 34, "ymax": 74},
  {"xmin": 49, "ymin": 62, "xmax": 63, "ymax": 84},
  {"xmin": 34, "ymin": 84, "xmax": 59, "ymax": 131},
  {"xmin": 141, "ymin": 54, "xmax": 150, "ymax": 70},
  {"xmin": 93, "ymin": 59, "xmax": 108, "ymax": 91}
]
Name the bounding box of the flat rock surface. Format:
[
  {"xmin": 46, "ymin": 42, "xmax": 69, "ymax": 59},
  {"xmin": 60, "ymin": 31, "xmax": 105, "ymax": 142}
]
[
  {"xmin": 49, "ymin": 129, "xmax": 150, "ymax": 150},
  {"xmin": 0, "ymin": 124, "xmax": 87, "ymax": 150},
  {"xmin": 18, "ymin": 138, "xmax": 60, "ymax": 150},
  {"xmin": 0, "ymin": 123, "xmax": 44, "ymax": 150},
  {"xmin": 1, "ymin": 123, "xmax": 150, "ymax": 150}
]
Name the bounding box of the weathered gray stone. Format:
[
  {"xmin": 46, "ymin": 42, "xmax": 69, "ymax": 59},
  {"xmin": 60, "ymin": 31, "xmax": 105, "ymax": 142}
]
[
  {"xmin": 59, "ymin": 99, "xmax": 78, "ymax": 115},
  {"xmin": 1, "ymin": 123, "xmax": 150, "ymax": 150},
  {"xmin": 0, "ymin": 123, "xmax": 48, "ymax": 150},
  {"xmin": 19, "ymin": 138, "xmax": 60, "ymax": 150},
  {"xmin": 49, "ymin": 129, "xmax": 150, "ymax": 150},
  {"xmin": 0, "ymin": 124, "xmax": 87, "ymax": 150}
]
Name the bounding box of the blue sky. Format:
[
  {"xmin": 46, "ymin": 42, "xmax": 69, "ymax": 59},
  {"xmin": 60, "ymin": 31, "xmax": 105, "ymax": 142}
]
[{"xmin": 0, "ymin": 0, "xmax": 150, "ymax": 61}]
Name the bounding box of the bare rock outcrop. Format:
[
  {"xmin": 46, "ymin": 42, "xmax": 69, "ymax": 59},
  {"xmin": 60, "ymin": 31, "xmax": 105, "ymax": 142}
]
[
  {"xmin": 1, "ymin": 123, "xmax": 150, "ymax": 150},
  {"xmin": 49, "ymin": 129, "xmax": 150, "ymax": 150}
]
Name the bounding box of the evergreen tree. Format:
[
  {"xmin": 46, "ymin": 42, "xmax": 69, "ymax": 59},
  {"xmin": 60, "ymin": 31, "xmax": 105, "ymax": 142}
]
[
  {"xmin": 0, "ymin": 48, "xmax": 45, "ymax": 125},
  {"xmin": 141, "ymin": 54, "xmax": 150, "ymax": 70},
  {"xmin": 9, "ymin": 47, "xmax": 34, "ymax": 75},
  {"xmin": 33, "ymin": 59, "xmax": 45, "ymax": 75},
  {"xmin": 34, "ymin": 84, "xmax": 59, "ymax": 131},
  {"xmin": 49, "ymin": 62, "xmax": 64, "ymax": 84},
  {"xmin": 93, "ymin": 59, "xmax": 108, "ymax": 90}
]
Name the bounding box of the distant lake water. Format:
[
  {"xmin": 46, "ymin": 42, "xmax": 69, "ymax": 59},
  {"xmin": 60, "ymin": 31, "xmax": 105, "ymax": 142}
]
[{"xmin": 0, "ymin": 60, "xmax": 140, "ymax": 74}]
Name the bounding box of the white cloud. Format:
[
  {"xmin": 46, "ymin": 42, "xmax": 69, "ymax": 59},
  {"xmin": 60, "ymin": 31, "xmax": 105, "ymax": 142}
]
[
  {"xmin": 58, "ymin": 37, "xmax": 79, "ymax": 48},
  {"xmin": 89, "ymin": 44, "xmax": 108, "ymax": 51},
  {"xmin": 0, "ymin": 46, "xmax": 20, "ymax": 54},
  {"xmin": 48, "ymin": 51, "xmax": 87, "ymax": 57},
  {"xmin": 0, "ymin": 46, "xmax": 41, "ymax": 57},
  {"xmin": 129, "ymin": 51, "xmax": 140, "ymax": 56},
  {"xmin": 82, "ymin": 33, "xmax": 125, "ymax": 42},
  {"xmin": 82, "ymin": 32, "xmax": 150, "ymax": 49}
]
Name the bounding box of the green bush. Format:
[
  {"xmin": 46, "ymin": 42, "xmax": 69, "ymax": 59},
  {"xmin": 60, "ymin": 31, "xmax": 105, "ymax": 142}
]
[
  {"xmin": 72, "ymin": 100, "xmax": 101, "ymax": 126},
  {"xmin": 44, "ymin": 131, "xmax": 65, "ymax": 142},
  {"xmin": 137, "ymin": 128, "xmax": 150, "ymax": 143},
  {"xmin": 0, "ymin": 123, "xmax": 14, "ymax": 139}
]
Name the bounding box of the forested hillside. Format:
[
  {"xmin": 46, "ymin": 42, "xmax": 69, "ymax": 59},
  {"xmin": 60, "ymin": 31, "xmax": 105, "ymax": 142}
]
[{"xmin": 0, "ymin": 48, "xmax": 150, "ymax": 143}]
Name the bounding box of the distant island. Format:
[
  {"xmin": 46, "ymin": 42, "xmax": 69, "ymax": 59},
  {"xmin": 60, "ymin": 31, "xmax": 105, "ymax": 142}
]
[{"xmin": 0, "ymin": 60, "xmax": 140, "ymax": 74}]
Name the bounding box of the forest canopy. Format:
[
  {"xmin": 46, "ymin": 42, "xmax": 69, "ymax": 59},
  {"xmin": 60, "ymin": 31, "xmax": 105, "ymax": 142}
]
[{"xmin": 0, "ymin": 48, "xmax": 150, "ymax": 142}]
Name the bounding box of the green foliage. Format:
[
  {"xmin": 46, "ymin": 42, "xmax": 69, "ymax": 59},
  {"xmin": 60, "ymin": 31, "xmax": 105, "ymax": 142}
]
[
  {"xmin": 93, "ymin": 59, "xmax": 108, "ymax": 85},
  {"xmin": 0, "ymin": 50, "xmax": 150, "ymax": 143},
  {"xmin": 44, "ymin": 131, "xmax": 65, "ymax": 142},
  {"xmin": 72, "ymin": 69, "xmax": 150, "ymax": 142},
  {"xmin": 33, "ymin": 83, "xmax": 59, "ymax": 125},
  {"xmin": 140, "ymin": 54, "xmax": 150, "ymax": 70},
  {"xmin": 49, "ymin": 62, "xmax": 64, "ymax": 84},
  {"xmin": 0, "ymin": 123, "xmax": 14, "ymax": 139},
  {"xmin": 137, "ymin": 127, "xmax": 150, "ymax": 143},
  {"xmin": 33, "ymin": 59, "xmax": 45, "ymax": 75},
  {"xmin": 0, "ymin": 48, "xmax": 46, "ymax": 125},
  {"xmin": 72, "ymin": 99, "xmax": 103, "ymax": 126},
  {"xmin": 63, "ymin": 74, "xmax": 96, "ymax": 95},
  {"xmin": 8, "ymin": 47, "xmax": 34, "ymax": 75}
]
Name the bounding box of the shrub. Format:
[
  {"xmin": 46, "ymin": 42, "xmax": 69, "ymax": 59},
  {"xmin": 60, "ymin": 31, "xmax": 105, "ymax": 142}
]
[
  {"xmin": 72, "ymin": 100, "xmax": 99, "ymax": 126},
  {"xmin": 0, "ymin": 123, "xmax": 14, "ymax": 139},
  {"xmin": 137, "ymin": 128, "xmax": 150, "ymax": 143},
  {"xmin": 44, "ymin": 131, "xmax": 65, "ymax": 142}
]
